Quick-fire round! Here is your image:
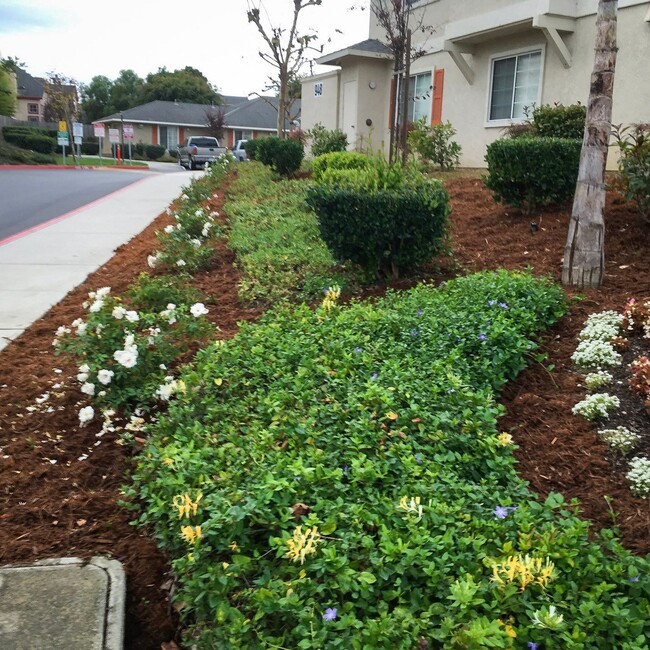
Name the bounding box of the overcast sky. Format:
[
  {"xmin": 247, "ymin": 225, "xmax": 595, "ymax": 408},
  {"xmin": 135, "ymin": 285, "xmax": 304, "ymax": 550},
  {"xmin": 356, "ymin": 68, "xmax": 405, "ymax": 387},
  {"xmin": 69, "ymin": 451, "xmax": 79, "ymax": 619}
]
[{"xmin": 0, "ymin": 0, "xmax": 370, "ymax": 96}]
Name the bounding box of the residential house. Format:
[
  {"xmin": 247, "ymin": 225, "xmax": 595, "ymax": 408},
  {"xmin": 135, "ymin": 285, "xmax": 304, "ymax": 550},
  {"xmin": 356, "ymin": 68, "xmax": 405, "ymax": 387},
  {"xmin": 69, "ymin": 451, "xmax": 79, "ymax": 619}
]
[
  {"xmin": 94, "ymin": 96, "xmax": 301, "ymax": 153},
  {"xmin": 302, "ymin": 0, "xmax": 650, "ymax": 167},
  {"xmin": 12, "ymin": 67, "xmax": 78, "ymax": 123}
]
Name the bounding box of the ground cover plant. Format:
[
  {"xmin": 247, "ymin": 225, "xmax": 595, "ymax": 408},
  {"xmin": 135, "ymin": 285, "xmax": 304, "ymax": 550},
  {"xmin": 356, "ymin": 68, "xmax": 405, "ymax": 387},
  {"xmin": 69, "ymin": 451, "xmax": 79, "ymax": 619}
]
[
  {"xmin": 226, "ymin": 163, "xmax": 346, "ymax": 303},
  {"xmin": 126, "ymin": 271, "xmax": 650, "ymax": 649},
  {"xmin": 1, "ymin": 163, "xmax": 649, "ymax": 648}
]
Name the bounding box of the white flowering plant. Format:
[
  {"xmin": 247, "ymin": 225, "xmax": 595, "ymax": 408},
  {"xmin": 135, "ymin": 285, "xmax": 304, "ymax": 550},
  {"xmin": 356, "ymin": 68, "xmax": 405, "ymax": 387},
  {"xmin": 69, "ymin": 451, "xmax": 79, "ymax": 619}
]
[
  {"xmin": 53, "ymin": 286, "xmax": 214, "ymax": 415},
  {"xmin": 584, "ymin": 370, "xmax": 613, "ymax": 391},
  {"xmin": 571, "ymin": 393, "xmax": 620, "ymax": 421},
  {"xmin": 626, "ymin": 456, "xmax": 650, "ymax": 497},
  {"xmin": 598, "ymin": 426, "xmax": 640, "ymax": 454}
]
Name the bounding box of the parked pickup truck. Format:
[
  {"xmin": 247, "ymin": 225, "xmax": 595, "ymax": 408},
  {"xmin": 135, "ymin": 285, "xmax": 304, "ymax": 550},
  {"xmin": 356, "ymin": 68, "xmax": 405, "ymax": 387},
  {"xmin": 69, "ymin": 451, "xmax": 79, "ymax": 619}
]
[
  {"xmin": 232, "ymin": 139, "xmax": 249, "ymax": 162},
  {"xmin": 178, "ymin": 136, "xmax": 227, "ymax": 170}
]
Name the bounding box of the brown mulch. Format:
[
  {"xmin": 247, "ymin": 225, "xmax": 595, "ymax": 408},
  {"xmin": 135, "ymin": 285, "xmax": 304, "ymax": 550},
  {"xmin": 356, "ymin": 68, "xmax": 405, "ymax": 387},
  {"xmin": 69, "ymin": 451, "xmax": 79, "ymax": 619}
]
[{"xmin": 0, "ymin": 173, "xmax": 648, "ymax": 649}]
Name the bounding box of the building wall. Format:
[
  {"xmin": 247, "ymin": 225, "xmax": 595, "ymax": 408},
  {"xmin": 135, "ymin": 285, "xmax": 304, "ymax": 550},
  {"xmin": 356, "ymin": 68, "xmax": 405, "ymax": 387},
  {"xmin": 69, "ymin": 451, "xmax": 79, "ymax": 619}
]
[
  {"xmin": 301, "ymin": 70, "xmax": 341, "ymax": 135},
  {"xmin": 14, "ymin": 97, "xmax": 43, "ymax": 122},
  {"xmin": 357, "ymin": 0, "xmax": 650, "ymax": 167}
]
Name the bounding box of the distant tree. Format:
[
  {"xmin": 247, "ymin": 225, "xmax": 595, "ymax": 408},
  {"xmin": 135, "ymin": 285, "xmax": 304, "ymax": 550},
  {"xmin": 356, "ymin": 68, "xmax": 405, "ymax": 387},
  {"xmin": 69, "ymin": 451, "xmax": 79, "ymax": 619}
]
[
  {"xmin": 204, "ymin": 106, "xmax": 227, "ymax": 140},
  {"xmin": 370, "ymin": 0, "xmax": 436, "ymax": 163},
  {"xmin": 247, "ymin": 0, "xmax": 322, "ymax": 137},
  {"xmin": 140, "ymin": 67, "xmax": 221, "ymax": 105},
  {"xmin": 562, "ymin": 0, "xmax": 618, "ymax": 288},
  {"xmin": 110, "ymin": 69, "xmax": 145, "ymax": 112},
  {"xmin": 43, "ymin": 73, "xmax": 80, "ymax": 162},
  {"xmin": 0, "ymin": 65, "xmax": 16, "ymax": 117},
  {"xmin": 81, "ymin": 75, "xmax": 114, "ymax": 121},
  {"xmin": 0, "ymin": 55, "xmax": 25, "ymax": 74}
]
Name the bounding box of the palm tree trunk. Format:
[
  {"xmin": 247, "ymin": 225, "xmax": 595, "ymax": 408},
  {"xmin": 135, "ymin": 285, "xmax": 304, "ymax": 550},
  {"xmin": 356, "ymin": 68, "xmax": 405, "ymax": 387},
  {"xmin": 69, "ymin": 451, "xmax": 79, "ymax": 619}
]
[{"xmin": 562, "ymin": 0, "xmax": 618, "ymax": 288}]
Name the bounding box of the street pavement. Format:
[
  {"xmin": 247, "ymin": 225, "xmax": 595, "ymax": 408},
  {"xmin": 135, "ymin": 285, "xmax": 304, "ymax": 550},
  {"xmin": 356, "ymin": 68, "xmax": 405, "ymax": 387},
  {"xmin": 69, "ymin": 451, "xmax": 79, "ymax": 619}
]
[{"xmin": 0, "ymin": 165, "xmax": 200, "ymax": 352}]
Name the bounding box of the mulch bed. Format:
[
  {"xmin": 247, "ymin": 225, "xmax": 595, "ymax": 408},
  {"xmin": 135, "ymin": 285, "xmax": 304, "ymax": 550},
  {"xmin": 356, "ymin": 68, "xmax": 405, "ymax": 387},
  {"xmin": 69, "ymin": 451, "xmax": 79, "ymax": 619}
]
[{"xmin": 0, "ymin": 172, "xmax": 648, "ymax": 648}]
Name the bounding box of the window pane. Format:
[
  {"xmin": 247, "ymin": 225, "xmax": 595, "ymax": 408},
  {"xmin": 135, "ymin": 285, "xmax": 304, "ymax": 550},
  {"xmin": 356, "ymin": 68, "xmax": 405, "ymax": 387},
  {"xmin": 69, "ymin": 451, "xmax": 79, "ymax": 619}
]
[
  {"xmin": 408, "ymin": 72, "xmax": 432, "ymax": 123},
  {"xmin": 512, "ymin": 51, "xmax": 541, "ymax": 119},
  {"xmin": 490, "ymin": 57, "xmax": 516, "ymax": 120}
]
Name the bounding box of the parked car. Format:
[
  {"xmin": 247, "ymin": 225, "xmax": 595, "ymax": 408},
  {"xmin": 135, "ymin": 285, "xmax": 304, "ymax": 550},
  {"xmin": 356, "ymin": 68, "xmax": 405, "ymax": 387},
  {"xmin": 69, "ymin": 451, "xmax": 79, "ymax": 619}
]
[
  {"xmin": 232, "ymin": 139, "xmax": 249, "ymax": 162},
  {"xmin": 178, "ymin": 136, "xmax": 227, "ymax": 170}
]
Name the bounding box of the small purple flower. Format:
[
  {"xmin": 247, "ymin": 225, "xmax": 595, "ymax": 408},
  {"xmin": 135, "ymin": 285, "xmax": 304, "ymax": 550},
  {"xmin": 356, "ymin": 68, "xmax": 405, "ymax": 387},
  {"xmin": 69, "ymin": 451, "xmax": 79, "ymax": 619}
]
[
  {"xmin": 410, "ymin": 328, "xmax": 420, "ymax": 337},
  {"xmin": 479, "ymin": 333, "xmax": 487, "ymax": 341},
  {"xmin": 629, "ymin": 575, "xmax": 640, "ymax": 582},
  {"xmin": 488, "ymin": 300, "xmax": 496, "ymax": 306},
  {"xmin": 414, "ymin": 453, "xmax": 423, "ymax": 465},
  {"xmin": 370, "ymin": 373, "xmax": 378, "ymax": 381},
  {"xmin": 343, "ymin": 465, "xmax": 349, "ymax": 474},
  {"xmin": 527, "ymin": 643, "xmax": 539, "ymax": 650},
  {"xmin": 354, "ymin": 347, "xmax": 363, "ymax": 353},
  {"xmin": 494, "ymin": 505, "xmax": 517, "ymax": 519},
  {"xmin": 323, "ymin": 607, "xmax": 337, "ymax": 621},
  {"xmin": 417, "ymin": 309, "xmax": 424, "ymax": 316},
  {"xmin": 499, "ymin": 302, "xmax": 509, "ymax": 309},
  {"xmin": 293, "ymin": 475, "xmax": 301, "ymax": 481}
]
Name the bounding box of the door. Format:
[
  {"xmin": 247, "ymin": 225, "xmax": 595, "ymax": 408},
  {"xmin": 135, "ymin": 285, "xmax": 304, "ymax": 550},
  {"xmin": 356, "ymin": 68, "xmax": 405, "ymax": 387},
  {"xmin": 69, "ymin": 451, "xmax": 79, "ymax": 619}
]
[{"xmin": 342, "ymin": 81, "xmax": 358, "ymax": 150}]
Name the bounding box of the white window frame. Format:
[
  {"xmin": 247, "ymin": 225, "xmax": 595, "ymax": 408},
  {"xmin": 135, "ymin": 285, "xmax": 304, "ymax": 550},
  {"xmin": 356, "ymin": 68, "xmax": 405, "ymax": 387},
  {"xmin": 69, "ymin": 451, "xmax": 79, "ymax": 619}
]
[
  {"xmin": 485, "ymin": 45, "xmax": 545, "ymax": 128},
  {"xmin": 408, "ymin": 71, "xmax": 433, "ymax": 123}
]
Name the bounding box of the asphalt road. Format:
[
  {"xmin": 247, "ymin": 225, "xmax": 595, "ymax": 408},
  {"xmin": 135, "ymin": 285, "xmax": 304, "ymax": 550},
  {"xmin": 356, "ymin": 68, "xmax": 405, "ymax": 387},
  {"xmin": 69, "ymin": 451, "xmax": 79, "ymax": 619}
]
[{"xmin": 0, "ymin": 169, "xmax": 151, "ymax": 242}]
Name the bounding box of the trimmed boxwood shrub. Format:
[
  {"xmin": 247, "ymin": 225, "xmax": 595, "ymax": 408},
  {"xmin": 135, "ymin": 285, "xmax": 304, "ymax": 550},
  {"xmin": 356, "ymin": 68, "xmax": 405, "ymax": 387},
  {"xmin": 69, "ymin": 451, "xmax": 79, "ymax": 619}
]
[
  {"xmin": 311, "ymin": 151, "xmax": 372, "ymax": 183},
  {"xmin": 532, "ymin": 103, "xmax": 586, "ymax": 140},
  {"xmin": 81, "ymin": 138, "xmax": 100, "ymax": 155},
  {"xmin": 3, "ymin": 131, "xmax": 56, "ymax": 154},
  {"xmin": 306, "ymin": 161, "xmax": 450, "ymax": 278},
  {"xmin": 484, "ymin": 137, "xmax": 581, "ymax": 214},
  {"xmin": 144, "ymin": 144, "xmax": 166, "ymax": 160},
  {"xmin": 308, "ymin": 122, "xmax": 348, "ymax": 157},
  {"xmin": 255, "ymin": 136, "xmax": 304, "ymax": 177},
  {"xmin": 243, "ymin": 138, "xmax": 260, "ymax": 161}
]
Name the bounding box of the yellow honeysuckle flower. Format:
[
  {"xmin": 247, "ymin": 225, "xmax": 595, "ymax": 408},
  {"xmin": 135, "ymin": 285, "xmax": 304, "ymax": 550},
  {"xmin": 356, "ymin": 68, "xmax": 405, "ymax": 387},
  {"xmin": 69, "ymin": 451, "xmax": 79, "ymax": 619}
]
[
  {"xmin": 180, "ymin": 525, "xmax": 202, "ymax": 545},
  {"xmin": 172, "ymin": 492, "xmax": 203, "ymax": 519},
  {"xmin": 397, "ymin": 496, "xmax": 423, "ymax": 522},
  {"xmin": 497, "ymin": 432, "xmax": 513, "ymax": 446},
  {"xmin": 229, "ymin": 541, "xmax": 239, "ymax": 551},
  {"xmin": 162, "ymin": 457, "xmax": 175, "ymax": 466},
  {"xmin": 491, "ymin": 554, "xmax": 555, "ymax": 592},
  {"xmin": 285, "ymin": 525, "xmax": 322, "ymax": 564},
  {"xmin": 385, "ymin": 411, "xmax": 398, "ymax": 421}
]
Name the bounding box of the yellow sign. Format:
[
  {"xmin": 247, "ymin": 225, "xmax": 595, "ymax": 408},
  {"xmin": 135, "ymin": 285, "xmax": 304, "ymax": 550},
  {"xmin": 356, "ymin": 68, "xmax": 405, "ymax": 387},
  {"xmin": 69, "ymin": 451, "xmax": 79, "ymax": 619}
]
[{"xmin": 59, "ymin": 120, "xmax": 67, "ymax": 132}]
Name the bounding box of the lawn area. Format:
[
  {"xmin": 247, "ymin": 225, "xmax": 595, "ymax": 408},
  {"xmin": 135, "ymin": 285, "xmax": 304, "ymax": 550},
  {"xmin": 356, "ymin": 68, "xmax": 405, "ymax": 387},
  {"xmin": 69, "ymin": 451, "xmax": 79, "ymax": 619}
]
[{"xmin": 55, "ymin": 155, "xmax": 149, "ymax": 167}]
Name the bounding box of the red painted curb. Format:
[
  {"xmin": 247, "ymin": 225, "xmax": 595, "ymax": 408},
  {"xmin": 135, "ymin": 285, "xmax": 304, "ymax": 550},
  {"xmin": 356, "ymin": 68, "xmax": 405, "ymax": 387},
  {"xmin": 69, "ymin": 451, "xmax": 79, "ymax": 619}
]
[
  {"xmin": 0, "ymin": 164, "xmax": 149, "ymax": 170},
  {"xmin": 0, "ymin": 175, "xmax": 152, "ymax": 247}
]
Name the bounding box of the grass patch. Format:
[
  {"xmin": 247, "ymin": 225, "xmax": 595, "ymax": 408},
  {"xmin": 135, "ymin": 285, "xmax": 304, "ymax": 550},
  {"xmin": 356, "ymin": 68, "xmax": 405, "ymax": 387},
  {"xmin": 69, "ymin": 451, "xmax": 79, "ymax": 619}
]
[{"xmin": 56, "ymin": 155, "xmax": 148, "ymax": 167}]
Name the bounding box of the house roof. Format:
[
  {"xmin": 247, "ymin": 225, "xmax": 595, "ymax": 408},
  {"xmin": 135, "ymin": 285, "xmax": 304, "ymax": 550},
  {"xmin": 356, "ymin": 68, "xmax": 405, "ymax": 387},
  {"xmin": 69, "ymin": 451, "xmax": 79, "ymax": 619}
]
[
  {"xmin": 15, "ymin": 68, "xmax": 44, "ymax": 99},
  {"xmin": 225, "ymin": 96, "xmax": 301, "ymax": 131},
  {"xmin": 317, "ymin": 38, "xmax": 392, "ymax": 66},
  {"xmin": 94, "ymin": 96, "xmax": 300, "ymax": 131}
]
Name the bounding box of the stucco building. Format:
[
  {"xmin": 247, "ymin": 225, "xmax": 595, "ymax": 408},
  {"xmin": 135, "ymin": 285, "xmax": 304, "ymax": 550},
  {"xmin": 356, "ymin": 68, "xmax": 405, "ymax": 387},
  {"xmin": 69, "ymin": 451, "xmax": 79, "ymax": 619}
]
[{"xmin": 302, "ymin": 0, "xmax": 650, "ymax": 167}]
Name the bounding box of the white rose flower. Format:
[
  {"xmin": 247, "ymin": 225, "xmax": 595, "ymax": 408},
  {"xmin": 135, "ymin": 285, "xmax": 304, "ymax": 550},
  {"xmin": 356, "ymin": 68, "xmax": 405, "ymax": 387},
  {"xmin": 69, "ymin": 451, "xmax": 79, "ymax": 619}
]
[
  {"xmin": 125, "ymin": 310, "xmax": 139, "ymax": 323},
  {"xmin": 147, "ymin": 254, "xmax": 159, "ymax": 269},
  {"xmin": 201, "ymin": 223, "xmax": 212, "ymax": 237},
  {"xmin": 80, "ymin": 382, "xmax": 95, "ymax": 396},
  {"xmin": 190, "ymin": 302, "xmax": 209, "ymax": 317},
  {"xmin": 112, "ymin": 306, "xmax": 127, "ymax": 319},
  {"xmin": 176, "ymin": 259, "xmax": 186, "ymax": 267},
  {"xmin": 191, "ymin": 238, "xmax": 201, "ymax": 248},
  {"xmin": 77, "ymin": 372, "xmax": 89, "ymax": 383},
  {"xmin": 164, "ymin": 225, "xmax": 175, "ymax": 234},
  {"xmin": 97, "ymin": 369, "xmax": 114, "ymax": 385},
  {"xmin": 113, "ymin": 348, "xmax": 138, "ymax": 368},
  {"xmin": 55, "ymin": 325, "xmax": 70, "ymax": 337},
  {"xmin": 96, "ymin": 287, "xmax": 111, "ymax": 298},
  {"xmin": 79, "ymin": 364, "xmax": 90, "ymax": 373},
  {"xmin": 156, "ymin": 383, "xmax": 174, "ymax": 401},
  {"xmin": 166, "ymin": 303, "xmax": 176, "ymax": 310},
  {"xmin": 89, "ymin": 299, "xmax": 104, "ymax": 313},
  {"xmin": 79, "ymin": 406, "xmax": 95, "ymax": 427},
  {"xmin": 76, "ymin": 322, "xmax": 87, "ymax": 335}
]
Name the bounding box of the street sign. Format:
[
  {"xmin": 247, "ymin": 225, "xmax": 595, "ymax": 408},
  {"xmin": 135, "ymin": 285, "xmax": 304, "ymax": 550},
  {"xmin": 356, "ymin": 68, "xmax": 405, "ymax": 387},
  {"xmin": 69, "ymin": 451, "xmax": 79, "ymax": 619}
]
[
  {"xmin": 58, "ymin": 120, "xmax": 67, "ymax": 132},
  {"xmin": 74, "ymin": 136, "xmax": 82, "ymax": 145},
  {"xmin": 108, "ymin": 128, "xmax": 120, "ymax": 144},
  {"xmin": 57, "ymin": 132, "xmax": 69, "ymax": 146},
  {"xmin": 72, "ymin": 122, "xmax": 83, "ymax": 138},
  {"xmin": 123, "ymin": 124, "xmax": 134, "ymax": 139},
  {"xmin": 94, "ymin": 123, "xmax": 105, "ymax": 138}
]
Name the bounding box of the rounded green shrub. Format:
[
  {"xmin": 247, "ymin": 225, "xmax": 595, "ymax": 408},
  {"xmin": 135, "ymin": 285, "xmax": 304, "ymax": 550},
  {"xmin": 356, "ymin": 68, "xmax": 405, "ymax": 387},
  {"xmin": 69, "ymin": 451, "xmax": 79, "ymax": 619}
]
[
  {"xmin": 484, "ymin": 137, "xmax": 581, "ymax": 214},
  {"xmin": 311, "ymin": 151, "xmax": 372, "ymax": 183},
  {"xmin": 308, "ymin": 123, "xmax": 348, "ymax": 157},
  {"xmin": 532, "ymin": 103, "xmax": 586, "ymax": 140},
  {"xmin": 243, "ymin": 138, "xmax": 260, "ymax": 161},
  {"xmin": 255, "ymin": 136, "xmax": 304, "ymax": 177},
  {"xmin": 307, "ymin": 160, "xmax": 450, "ymax": 278},
  {"xmin": 144, "ymin": 144, "xmax": 166, "ymax": 160},
  {"xmin": 4, "ymin": 131, "xmax": 56, "ymax": 154}
]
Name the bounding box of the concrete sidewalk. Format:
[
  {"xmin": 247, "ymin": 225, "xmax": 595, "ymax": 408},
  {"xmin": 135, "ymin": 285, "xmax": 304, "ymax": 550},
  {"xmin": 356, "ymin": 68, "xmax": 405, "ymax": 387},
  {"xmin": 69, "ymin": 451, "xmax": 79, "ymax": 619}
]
[{"xmin": 0, "ymin": 168, "xmax": 199, "ymax": 352}]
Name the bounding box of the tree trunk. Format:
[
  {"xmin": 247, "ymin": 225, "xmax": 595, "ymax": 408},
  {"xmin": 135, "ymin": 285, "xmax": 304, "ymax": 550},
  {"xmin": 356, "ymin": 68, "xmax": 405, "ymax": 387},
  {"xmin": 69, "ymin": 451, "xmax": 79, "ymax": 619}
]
[
  {"xmin": 562, "ymin": 0, "xmax": 618, "ymax": 288},
  {"xmin": 277, "ymin": 72, "xmax": 288, "ymax": 138},
  {"xmin": 400, "ymin": 29, "xmax": 412, "ymax": 167}
]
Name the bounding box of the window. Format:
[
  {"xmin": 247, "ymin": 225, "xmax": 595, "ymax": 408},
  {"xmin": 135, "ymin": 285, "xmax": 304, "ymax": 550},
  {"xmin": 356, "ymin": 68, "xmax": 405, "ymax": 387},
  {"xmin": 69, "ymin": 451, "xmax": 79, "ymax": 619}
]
[
  {"xmin": 489, "ymin": 50, "xmax": 541, "ymax": 121},
  {"xmin": 28, "ymin": 103, "xmax": 39, "ymax": 115},
  {"xmin": 235, "ymin": 130, "xmax": 252, "ymax": 141},
  {"xmin": 407, "ymin": 72, "xmax": 432, "ymax": 123}
]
